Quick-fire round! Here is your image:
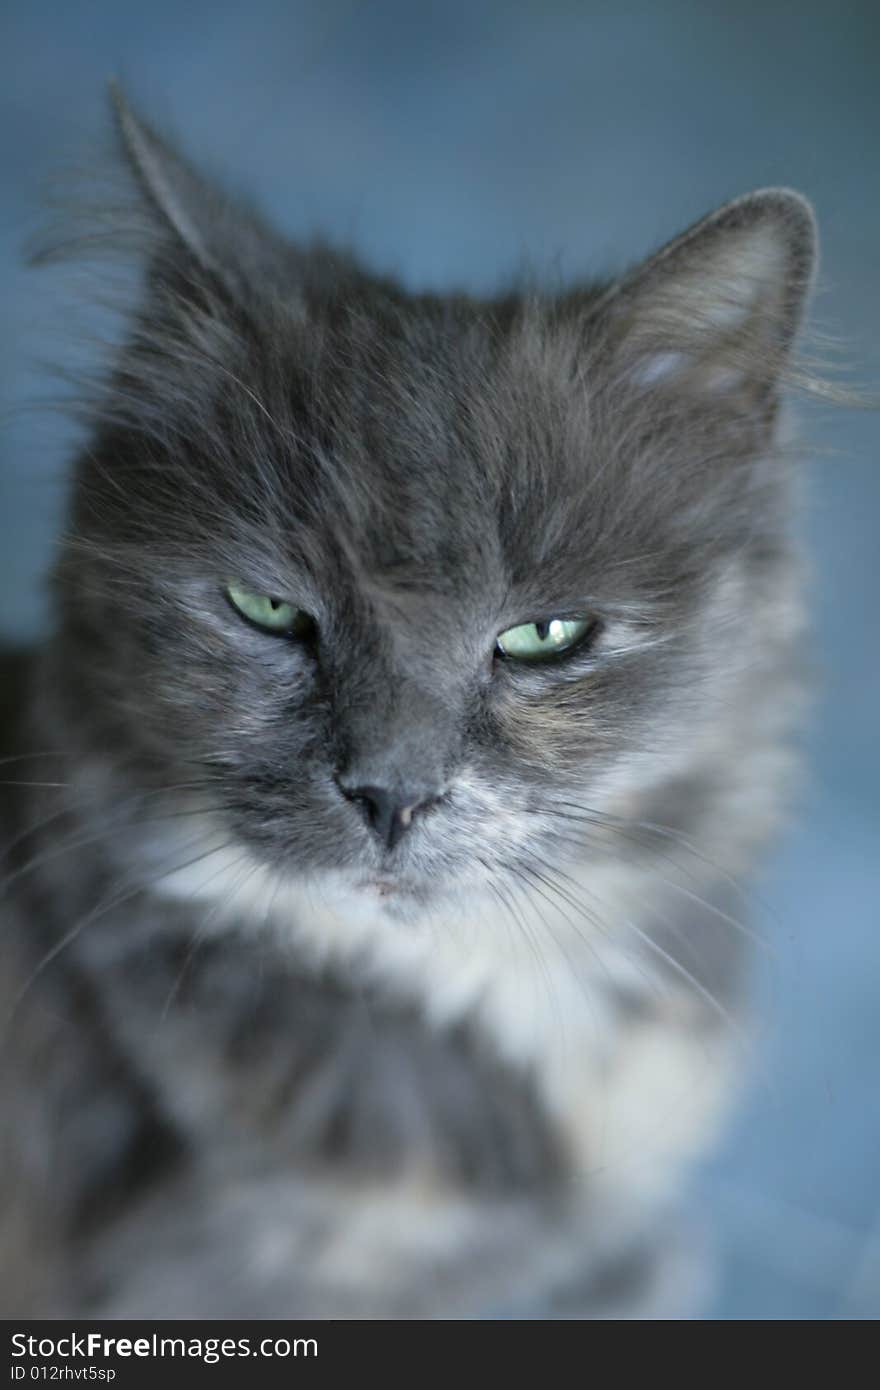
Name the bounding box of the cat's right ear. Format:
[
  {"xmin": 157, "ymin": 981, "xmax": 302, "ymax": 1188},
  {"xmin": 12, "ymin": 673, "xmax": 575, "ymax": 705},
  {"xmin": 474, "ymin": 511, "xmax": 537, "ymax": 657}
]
[
  {"xmin": 108, "ymin": 83, "xmax": 283, "ymax": 308},
  {"xmin": 109, "ymin": 82, "xmax": 219, "ymax": 275}
]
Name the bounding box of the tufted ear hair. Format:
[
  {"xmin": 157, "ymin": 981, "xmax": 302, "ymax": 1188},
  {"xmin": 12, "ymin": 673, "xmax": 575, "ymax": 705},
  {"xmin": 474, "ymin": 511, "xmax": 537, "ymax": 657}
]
[
  {"xmin": 598, "ymin": 189, "xmax": 817, "ymax": 403},
  {"xmin": 109, "ymin": 81, "xmax": 226, "ymax": 275},
  {"xmin": 108, "ymin": 82, "xmax": 295, "ymax": 311},
  {"xmin": 25, "ymin": 87, "xmax": 305, "ymax": 456}
]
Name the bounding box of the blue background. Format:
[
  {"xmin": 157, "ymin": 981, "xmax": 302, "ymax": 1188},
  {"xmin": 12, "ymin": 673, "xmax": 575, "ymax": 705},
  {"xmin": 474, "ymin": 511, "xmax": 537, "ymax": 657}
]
[{"xmin": 1, "ymin": 0, "xmax": 877, "ymax": 1319}]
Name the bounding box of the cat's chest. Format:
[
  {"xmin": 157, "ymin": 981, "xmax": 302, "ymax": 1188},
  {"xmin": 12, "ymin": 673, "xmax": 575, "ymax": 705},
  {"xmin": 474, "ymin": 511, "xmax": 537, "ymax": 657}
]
[{"xmin": 87, "ymin": 872, "xmax": 734, "ymax": 1216}]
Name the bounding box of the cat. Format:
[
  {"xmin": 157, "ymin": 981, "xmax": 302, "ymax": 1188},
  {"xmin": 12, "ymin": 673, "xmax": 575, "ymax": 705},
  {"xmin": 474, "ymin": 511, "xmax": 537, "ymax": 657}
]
[{"xmin": 0, "ymin": 87, "xmax": 816, "ymax": 1318}]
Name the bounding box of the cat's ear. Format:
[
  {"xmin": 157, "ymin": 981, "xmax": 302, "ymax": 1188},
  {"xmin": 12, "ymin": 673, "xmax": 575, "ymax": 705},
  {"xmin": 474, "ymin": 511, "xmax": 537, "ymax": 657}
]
[
  {"xmin": 598, "ymin": 189, "xmax": 817, "ymax": 402},
  {"xmin": 110, "ymin": 82, "xmax": 220, "ymax": 274},
  {"xmin": 109, "ymin": 83, "xmax": 283, "ymax": 306}
]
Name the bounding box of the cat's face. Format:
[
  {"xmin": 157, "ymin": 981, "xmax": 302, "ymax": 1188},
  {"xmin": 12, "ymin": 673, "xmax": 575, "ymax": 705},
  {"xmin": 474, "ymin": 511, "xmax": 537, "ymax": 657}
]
[{"xmin": 53, "ymin": 98, "xmax": 815, "ymax": 922}]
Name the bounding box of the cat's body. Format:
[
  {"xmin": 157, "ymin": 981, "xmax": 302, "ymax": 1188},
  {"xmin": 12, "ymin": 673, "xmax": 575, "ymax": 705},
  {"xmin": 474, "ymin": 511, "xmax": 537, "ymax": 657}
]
[{"xmin": 0, "ymin": 93, "xmax": 815, "ymax": 1317}]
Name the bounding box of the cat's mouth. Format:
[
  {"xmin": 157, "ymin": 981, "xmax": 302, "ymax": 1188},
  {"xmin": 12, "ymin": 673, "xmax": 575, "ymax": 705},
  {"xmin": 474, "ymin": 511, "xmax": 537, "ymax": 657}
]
[
  {"xmin": 361, "ymin": 878, "xmax": 394, "ymax": 900},
  {"xmin": 352, "ymin": 872, "xmax": 445, "ymax": 917},
  {"xmin": 357, "ymin": 875, "xmax": 410, "ymax": 901}
]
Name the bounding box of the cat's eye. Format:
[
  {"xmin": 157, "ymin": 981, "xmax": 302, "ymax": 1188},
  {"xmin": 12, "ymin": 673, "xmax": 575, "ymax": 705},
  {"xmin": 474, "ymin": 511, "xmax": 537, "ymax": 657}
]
[
  {"xmin": 496, "ymin": 616, "xmax": 595, "ymax": 663},
  {"xmin": 226, "ymin": 582, "xmax": 314, "ymax": 639}
]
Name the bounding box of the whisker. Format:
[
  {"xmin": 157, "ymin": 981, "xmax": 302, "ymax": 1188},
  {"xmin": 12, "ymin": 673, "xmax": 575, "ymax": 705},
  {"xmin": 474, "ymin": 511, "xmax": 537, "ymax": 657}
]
[
  {"xmin": 516, "ymin": 854, "xmax": 665, "ymax": 1006},
  {"xmin": 0, "ymin": 789, "xmax": 233, "ymax": 903},
  {"xmin": 158, "ymin": 850, "xmax": 256, "ymax": 1021},
  {"xmin": 486, "ymin": 874, "xmax": 559, "ymax": 1020},
  {"xmin": 550, "ymin": 799, "xmax": 764, "ymax": 917},
  {"xmin": 504, "ymin": 863, "xmax": 608, "ymax": 1049},
  {"xmin": 542, "ymin": 802, "xmax": 772, "ymax": 956},
  {"xmin": 619, "ymin": 915, "xmax": 745, "ymax": 1044},
  {"xmin": 0, "ymin": 781, "xmax": 72, "ymax": 789},
  {"xmin": 5, "ymin": 832, "xmax": 240, "ymax": 1027}
]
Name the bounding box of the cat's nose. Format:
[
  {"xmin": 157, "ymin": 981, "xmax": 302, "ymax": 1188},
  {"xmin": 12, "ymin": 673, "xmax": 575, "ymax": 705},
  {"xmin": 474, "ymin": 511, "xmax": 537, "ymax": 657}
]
[{"xmin": 336, "ymin": 780, "xmax": 436, "ymax": 851}]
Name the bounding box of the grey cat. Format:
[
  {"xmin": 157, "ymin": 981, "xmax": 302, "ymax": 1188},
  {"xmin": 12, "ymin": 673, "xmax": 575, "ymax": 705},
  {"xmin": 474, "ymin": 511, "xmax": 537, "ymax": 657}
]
[{"xmin": 0, "ymin": 90, "xmax": 817, "ymax": 1318}]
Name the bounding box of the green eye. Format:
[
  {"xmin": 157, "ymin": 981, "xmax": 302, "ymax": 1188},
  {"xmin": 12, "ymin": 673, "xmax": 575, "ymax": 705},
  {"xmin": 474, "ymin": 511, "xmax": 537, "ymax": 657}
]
[
  {"xmin": 226, "ymin": 582, "xmax": 312, "ymax": 637},
  {"xmin": 496, "ymin": 617, "xmax": 594, "ymax": 662}
]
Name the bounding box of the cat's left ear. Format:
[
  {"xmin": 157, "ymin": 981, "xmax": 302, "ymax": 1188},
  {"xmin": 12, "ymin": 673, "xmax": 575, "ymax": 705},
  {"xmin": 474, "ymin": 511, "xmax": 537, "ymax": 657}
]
[{"xmin": 597, "ymin": 189, "xmax": 817, "ymax": 402}]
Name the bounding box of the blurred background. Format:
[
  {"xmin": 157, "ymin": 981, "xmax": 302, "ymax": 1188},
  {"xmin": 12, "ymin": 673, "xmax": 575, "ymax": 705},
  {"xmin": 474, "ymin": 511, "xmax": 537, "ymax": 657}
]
[{"xmin": 0, "ymin": 0, "xmax": 877, "ymax": 1319}]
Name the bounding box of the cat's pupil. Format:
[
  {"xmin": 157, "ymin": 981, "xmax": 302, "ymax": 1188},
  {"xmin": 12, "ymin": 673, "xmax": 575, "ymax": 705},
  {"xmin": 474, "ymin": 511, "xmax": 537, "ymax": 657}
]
[{"xmin": 535, "ymin": 621, "xmax": 550, "ymax": 641}]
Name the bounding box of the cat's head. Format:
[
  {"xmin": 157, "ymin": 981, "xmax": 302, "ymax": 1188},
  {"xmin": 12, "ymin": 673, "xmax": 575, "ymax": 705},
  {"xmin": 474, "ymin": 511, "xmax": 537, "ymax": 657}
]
[{"xmin": 51, "ymin": 92, "xmax": 816, "ymax": 924}]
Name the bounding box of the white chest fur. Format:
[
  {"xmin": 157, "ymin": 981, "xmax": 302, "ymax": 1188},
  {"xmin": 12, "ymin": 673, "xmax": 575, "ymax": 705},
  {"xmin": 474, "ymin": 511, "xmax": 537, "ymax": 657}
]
[{"xmin": 153, "ymin": 815, "xmax": 737, "ymax": 1215}]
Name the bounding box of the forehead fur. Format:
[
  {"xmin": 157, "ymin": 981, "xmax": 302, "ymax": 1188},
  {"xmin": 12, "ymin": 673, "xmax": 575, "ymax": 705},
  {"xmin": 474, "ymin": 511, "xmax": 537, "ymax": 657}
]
[
  {"xmin": 78, "ymin": 268, "xmax": 762, "ymax": 623},
  {"xmin": 51, "ymin": 96, "xmax": 815, "ymax": 637}
]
